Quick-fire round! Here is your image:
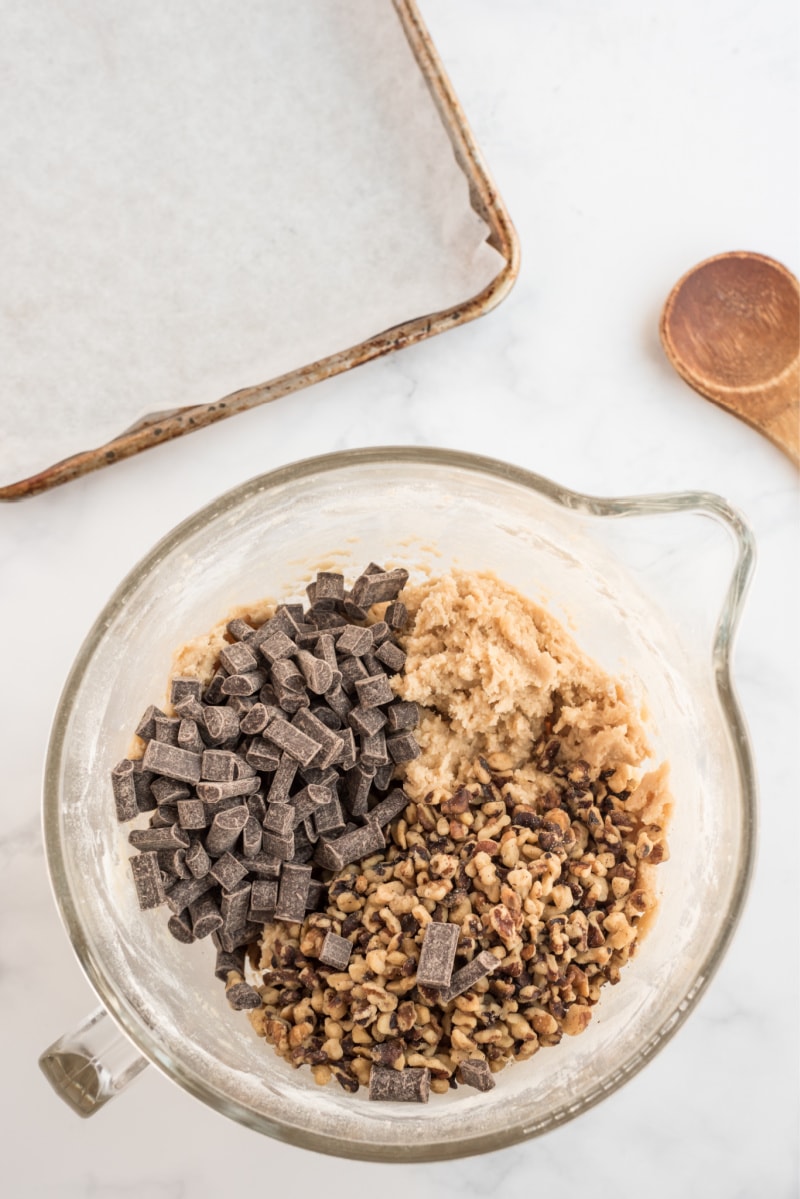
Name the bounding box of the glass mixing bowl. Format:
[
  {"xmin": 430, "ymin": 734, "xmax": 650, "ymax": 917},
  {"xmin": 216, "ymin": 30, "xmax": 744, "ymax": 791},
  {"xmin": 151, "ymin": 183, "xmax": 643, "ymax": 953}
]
[{"xmin": 40, "ymin": 447, "xmax": 756, "ymax": 1160}]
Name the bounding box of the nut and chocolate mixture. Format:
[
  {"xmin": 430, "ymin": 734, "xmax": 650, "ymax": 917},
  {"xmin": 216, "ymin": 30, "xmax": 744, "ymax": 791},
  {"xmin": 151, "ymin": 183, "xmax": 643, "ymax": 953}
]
[{"xmin": 113, "ymin": 566, "xmax": 671, "ymax": 1103}]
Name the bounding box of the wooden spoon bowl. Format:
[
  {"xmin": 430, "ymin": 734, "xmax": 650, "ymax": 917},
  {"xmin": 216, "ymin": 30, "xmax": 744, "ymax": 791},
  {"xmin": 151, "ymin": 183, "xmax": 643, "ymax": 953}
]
[{"xmin": 660, "ymin": 251, "xmax": 799, "ymax": 464}]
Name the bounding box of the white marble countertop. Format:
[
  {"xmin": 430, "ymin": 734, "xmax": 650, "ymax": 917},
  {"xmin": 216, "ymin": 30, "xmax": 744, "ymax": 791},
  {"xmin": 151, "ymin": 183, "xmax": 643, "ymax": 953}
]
[{"xmin": 2, "ymin": 1, "xmax": 798, "ymax": 1195}]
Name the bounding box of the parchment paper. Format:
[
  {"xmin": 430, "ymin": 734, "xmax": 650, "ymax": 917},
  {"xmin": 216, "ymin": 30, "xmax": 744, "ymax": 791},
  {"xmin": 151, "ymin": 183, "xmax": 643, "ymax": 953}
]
[{"xmin": 0, "ymin": 0, "xmax": 502, "ymax": 487}]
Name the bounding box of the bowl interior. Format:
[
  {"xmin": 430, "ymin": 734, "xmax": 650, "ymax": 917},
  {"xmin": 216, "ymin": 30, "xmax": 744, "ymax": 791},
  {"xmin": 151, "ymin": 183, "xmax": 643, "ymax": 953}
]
[{"xmin": 48, "ymin": 452, "xmax": 749, "ymax": 1158}]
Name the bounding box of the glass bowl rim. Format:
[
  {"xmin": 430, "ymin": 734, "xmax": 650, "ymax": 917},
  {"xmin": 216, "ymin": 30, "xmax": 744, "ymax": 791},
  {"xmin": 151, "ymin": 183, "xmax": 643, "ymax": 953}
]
[{"xmin": 42, "ymin": 445, "xmax": 757, "ymax": 1160}]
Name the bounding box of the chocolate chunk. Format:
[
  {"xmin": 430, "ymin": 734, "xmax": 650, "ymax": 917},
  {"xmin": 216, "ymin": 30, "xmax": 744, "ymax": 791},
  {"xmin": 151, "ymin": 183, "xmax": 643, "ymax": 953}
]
[
  {"xmin": 202, "ymin": 706, "xmax": 240, "ymax": 745},
  {"xmin": 142, "ymin": 740, "xmax": 202, "ymax": 784},
  {"xmin": 375, "ymin": 641, "xmax": 406, "ymax": 673},
  {"xmin": 176, "ymin": 799, "xmax": 207, "ymax": 830},
  {"xmin": 262, "ymin": 830, "xmax": 295, "ymax": 861},
  {"xmin": 440, "ymin": 951, "xmax": 499, "ymax": 1003},
  {"xmin": 292, "ymin": 709, "xmax": 343, "ymax": 769},
  {"xmin": 314, "ymin": 822, "xmax": 385, "ymax": 871},
  {"xmin": 246, "ymin": 852, "xmax": 281, "ymax": 878},
  {"xmin": 203, "ymin": 795, "xmax": 246, "ymax": 821},
  {"xmin": 132, "ymin": 761, "xmax": 158, "ymax": 812},
  {"xmin": 344, "ymin": 763, "xmax": 375, "ymax": 817},
  {"xmin": 111, "ymin": 759, "xmax": 138, "ymax": 822},
  {"xmin": 325, "ymin": 685, "xmax": 352, "ymax": 721},
  {"xmin": 335, "ymin": 727, "xmax": 357, "ymax": 770},
  {"xmin": 247, "ymin": 791, "xmax": 267, "ymax": 823},
  {"xmin": 250, "ymin": 879, "xmax": 278, "ymax": 915},
  {"xmin": 225, "ymin": 980, "xmax": 262, "ymax": 1010},
  {"xmin": 309, "ymin": 704, "xmax": 341, "ymax": 731},
  {"xmin": 263, "ymin": 717, "xmax": 319, "ymax": 766},
  {"xmin": 149, "ymin": 805, "xmax": 178, "ymax": 828},
  {"xmin": 368, "ymin": 1065, "xmax": 430, "ymax": 1103},
  {"xmin": 319, "ymin": 931, "xmax": 352, "ymax": 969},
  {"xmin": 219, "ymin": 641, "xmax": 259, "ymax": 676},
  {"xmin": 167, "ymin": 911, "xmax": 195, "ymax": 943},
  {"xmin": 164, "ymin": 873, "xmax": 214, "ymax": 915},
  {"xmin": 173, "ymin": 692, "xmax": 206, "ymax": 722},
  {"xmin": 177, "ymin": 718, "xmax": 205, "ymax": 754},
  {"xmin": 130, "ymin": 851, "xmax": 165, "ymax": 909},
  {"xmin": 361, "ymin": 651, "xmax": 384, "ymax": 678},
  {"xmin": 306, "ymin": 609, "xmax": 347, "ymax": 632},
  {"xmin": 258, "ymin": 631, "xmax": 296, "ymax": 665},
  {"xmin": 275, "ymin": 863, "xmax": 312, "ymax": 923},
  {"xmin": 416, "ymin": 921, "xmax": 460, "ymax": 988},
  {"xmin": 242, "ymin": 815, "xmax": 262, "ymax": 858},
  {"xmin": 246, "ymin": 739, "xmax": 282, "ymax": 773},
  {"xmin": 226, "ymin": 618, "xmax": 255, "ymax": 642},
  {"xmin": 386, "ymin": 731, "xmax": 420, "ymax": 764},
  {"xmin": 263, "ymin": 802, "xmax": 294, "ymax": 836},
  {"xmin": 186, "ymin": 839, "xmax": 211, "ymax": 879},
  {"xmin": 189, "ymin": 892, "xmax": 223, "ymax": 938},
  {"xmin": 170, "ymin": 677, "xmax": 203, "ymax": 707},
  {"xmin": 306, "ymin": 879, "xmax": 326, "ymax": 911},
  {"xmin": 312, "ymin": 796, "xmax": 345, "ymax": 838},
  {"xmin": 266, "ymin": 753, "xmax": 297, "ymax": 803},
  {"xmin": 368, "ymin": 787, "xmax": 410, "ymax": 827},
  {"xmin": 151, "ymin": 776, "xmax": 191, "ymax": 806},
  {"xmin": 157, "ymin": 848, "xmax": 191, "ymax": 879},
  {"xmin": 385, "ymin": 701, "xmax": 419, "ymax": 732},
  {"xmin": 209, "ymin": 852, "xmax": 249, "ymax": 892},
  {"xmin": 240, "ymin": 703, "xmax": 273, "ymax": 735},
  {"xmin": 135, "ymin": 704, "xmax": 166, "ymax": 740},
  {"xmin": 360, "ymin": 729, "xmax": 389, "ymax": 769},
  {"xmin": 225, "ymin": 693, "xmax": 256, "ymax": 715},
  {"xmin": 348, "ymin": 706, "xmax": 387, "ymax": 737},
  {"xmin": 384, "ymin": 602, "xmax": 408, "ymax": 631},
  {"xmin": 196, "ymin": 777, "xmax": 260, "ymax": 803},
  {"xmin": 373, "ymin": 764, "xmax": 395, "ymax": 792},
  {"xmin": 336, "ymin": 624, "xmax": 374, "ymax": 658},
  {"xmin": 154, "ymin": 715, "xmax": 181, "ymax": 745},
  {"xmin": 296, "ymin": 650, "xmax": 334, "ymax": 696},
  {"xmin": 457, "ymin": 1058, "xmax": 495, "ymax": 1092},
  {"xmin": 205, "ymin": 805, "xmax": 250, "ymax": 856},
  {"xmin": 369, "ymin": 620, "xmax": 391, "ymax": 645},
  {"xmin": 233, "ymin": 753, "xmax": 257, "ymax": 779},
  {"xmin": 221, "ymin": 670, "xmax": 267, "ymax": 697},
  {"xmin": 203, "ymin": 672, "xmax": 227, "ymax": 705},
  {"xmin": 338, "ymin": 656, "xmax": 368, "ymax": 695},
  {"xmin": 315, "ymin": 633, "xmax": 339, "ymax": 669},
  {"xmin": 201, "ymin": 749, "xmax": 238, "ymax": 782},
  {"xmin": 252, "ymin": 608, "xmax": 301, "ymax": 648},
  {"xmin": 314, "ymin": 571, "xmax": 345, "ymax": 604},
  {"xmin": 129, "ymin": 825, "xmax": 190, "ymax": 852},
  {"xmin": 290, "ymin": 783, "xmax": 332, "ymax": 826},
  {"xmin": 218, "ymin": 883, "xmax": 252, "ymax": 952},
  {"xmin": 354, "ymin": 674, "xmax": 394, "ymax": 709},
  {"xmin": 214, "ymin": 944, "xmax": 246, "ymax": 981},
  {"xmin": 352, "ymin": 568, "xmax": 408, "ymax": 608}
]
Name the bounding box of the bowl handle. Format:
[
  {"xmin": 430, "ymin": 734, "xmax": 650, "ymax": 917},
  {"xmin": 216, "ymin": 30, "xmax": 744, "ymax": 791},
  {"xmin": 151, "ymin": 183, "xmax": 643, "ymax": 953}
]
[{"xmin": 39, "ymin": 1007, "xmax": 148, "ymax": 1117}]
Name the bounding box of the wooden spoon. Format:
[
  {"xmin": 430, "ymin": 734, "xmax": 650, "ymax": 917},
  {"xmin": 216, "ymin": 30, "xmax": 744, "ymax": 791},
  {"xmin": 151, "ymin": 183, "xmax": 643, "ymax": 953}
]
[{"xmin": 660, "ymin": 251, "xmax": 799, "ymax": 465}]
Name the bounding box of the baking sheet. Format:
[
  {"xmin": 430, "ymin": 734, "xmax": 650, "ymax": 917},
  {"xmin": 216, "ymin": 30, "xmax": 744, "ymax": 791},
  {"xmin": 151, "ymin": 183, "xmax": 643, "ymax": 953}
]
[{"xmin": 0, "ymin": 0, "xmax": 507, "ymax": 490}]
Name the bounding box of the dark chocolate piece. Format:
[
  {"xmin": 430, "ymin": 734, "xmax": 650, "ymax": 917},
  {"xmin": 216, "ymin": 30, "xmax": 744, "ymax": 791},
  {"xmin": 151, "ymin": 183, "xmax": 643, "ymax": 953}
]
[
  {"xmin": 385, "ymin": 701, "xmax": 419, "ymax": 732},
  {"xmin": 361, "ymin": 651, "xmax": 384, "ymax": 678},
  {"xmin": 354, "ymin": 673, "xmax": 394, "ymax": 710},
  {"xmin": 360, "ymin": 729, "xmax": 389, "ymax": 769},
  {"xmin": 319, "ymin": 931, "xmax": 352, "ymax": 969},
  {"xmin": 373, "ymin": 763, "xmax": 395, "ymax": 791},
  {"xmin": 218, "ymin": 883, "xmax": 252, "ymax": 952},
  {"xmin": 368, "ymin": 787, "xmax": 409, "ymax": 828},
  {"xmin": 240, "ymin": 703, "xmax": 272, "ymax": 735},
  {"xmin": 306, "ymin": 879, "xmax": 326, "ymax": 911},
  {"xmin": 129, "ymin": 825, "xmax": 190, "ymax": 852},
  {"xmin": 164, "ymin": 873, "xmax": 214, "ymax": 915},
  {"xmin": 275, "ymin": 863, "xmax": 312, "ymax": 923},
  {"xmin": 153, "ymin": 715, "xmax": 181, "ymax": 745},
  {"xmin": 336, "ymin": 624, "xmax": 374, "ymax": 658},
  {"xmin": 151, "ymin": 776, "xmax": 191, "ymax": 806},
  {"xmin": 246, "ymin": 852, "xmax": 281, "ymax": 878},
  {"xmin": 263, "ymin": 801, "xmax": 294, "ymax": 837},
  {"xmin": 291, "ymin": 709, "xmax": 343, "ymax": 769},
  {"xmin": 250, "ymin": 878, "xmax": 278, "ymax": 914},
  {"xmin": 368, "ymin": 1065, "xmax": 430, "ymax": 1103},
  {"xmin": 185, "ymin": 839, "xmax": 211, "ymax": 878},
  {"xmin": 289, "ymin": 783, "xmax": 332, "ymax": 826},
  {"xmin": 213, "ymin": 944, "xmax": 246, "ymax": 981},
  {"xmin": 201, "ymin": 749, "xmax": 238, "ymax": 782},
  {"xmin": 132, "ymin": 761, "xmax": 158, "ymax": 812},
  {"xmin": 173, "ymin": 692, "xmax": 206, "ymax": 722},
  {"xmin": 257, "ymin": 630, "xmax": 296, "ymax": 665},
  {"xmin": 457, "ymin": 1058, "xmax": 496, "ymax": 1092},
  {"xmin": 338, "ymin": 655, "xmax": 369, "ymax": 694},
  {"xmin": 439, "ymin": 951, "xmax": 499, "ymax": 1003},
  {"xmin": 170, "ymin": 677, "xmax": 203, "ymax": 707},
  {"xmin": 196, "ymin": 777, "xmax": 260, "ymax": 802},
  {"xmin": 219, "ymin": 641, "xmax": 259, "ymax": 676},
  {"xmin": 375, "ymin": 641, "xmax": 406, "ymax": 673},
  {"xmin": 265, "ymin": 753, "xmax": 297, "ymax": 803},
  {"xmin": 111, "ymin": 759, "xmax": 138, "ymax": 822},
  {"xmin": 369, "ymin": 620, "xmax": 391, "ymax": 645},
  {"xmin": 247, "ymin": 791, "xmax": 267, "ymax": 824},
  {"xmin": 386, "ymin": 731, "xmax": 420, "ymax": 764},
  {"xmin": 177, "ymin": 718, "xmax": 205, "ymax": 754},
  {"xmin": 312, "ymin": 796, "xmax": 345, "ymax": 838},
  {"xmin": 314, "ymin": 822, "xmax": 385, "ymax": 871},
  {"xmin": 204, "ymin": 805, "xmax": 250, "ymax": 856},
  {"xmin": 225, "ymin": 980, "xmax": 262, "ymax": 1010},
  {"xmin": 189, "ymin": 892, "xmax": 223, "ymax": 938},
  {"xmin": 203, "ymin": 671, "xmax": 227, "ymax": 705},
  {"xmin": 264, "ymin": 717, "xmax": 320, "ymax": 766},
  {"xmin": 221, "ymin": 670, "xmax": 267, "ymax": 697},
  {"xmin": 157, "ymin": 848, "xmax": 191, "ymax": 879},
  {"xmin": 242, "ymin": 815, "xmax": 262, "ymax": 858},
  {"xmin": 309, "ymin": 704, "xmax": 342, "ymax": 731},
  {"xmin": 262, "ymin": 829, "xmax": 295, "ymax": 861},
  {"xmin": 416, "ymin": 921, "xmax": 460, "ymax": 989},
  {"xmin": 203, "ymin": 706, "xmax": 240, "ymax": 745},
  {"xmin": 176, "ymin": 799, "xmax": 208, "ymax": 830},
  {"xmin": 344, "ymin": 763, "xmax": 375, "ymax": 817},
  {"xmin": 135, "ymin": 704, "xmax": 166, "ymax": 740},
  {"xmin": 324, "ymin": 685, "xmax": 352, "ymax": 721},
  {"xmin": 142, "ymin": 740, "xmax": 202, "ymax": 784},
  {"xmin": 296, "ymin": 650, "xmax": 334, "ymax": 695},
  {"xmin": 384, "ymin": 601, "xmax": 408, "ymax": 631},
  {"xmin": 130, "ymin": 851, "xmax": 165, "ymax": 909},
  {"xmin": 225, "ymin": 693, "xmax": 256, "ymax": 715},
  {"xmin": 314, "ymin": 571, "xmax": 345, "ymax": 604},
  {"xmin": 335, "ymin": 727, "xmax": 357, "ymax": 770},
  {"xmin": 149, "ymin": 805, "xmax": 178, "ymax": 827},
  {"xmin": 246, "ymin": 739, "xmax": 282, "ymax": 774},
  {"xmin": 167, "ymin": 911, "xmax": 195, "ymax": 943},
  {"xmin": 348, "ymin": 705, "xmax": 387, "ymax": 737},
  {"xmin": 226, "ymin": 618, "xmax": 255, "ymax": 642},
  {"xmin": 209, "ymin": 851, "xmax": 249, "ymax": 892},
  {"xmin": 352, "ymin": 568, "xmax": 408, "ymax": 608}
]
